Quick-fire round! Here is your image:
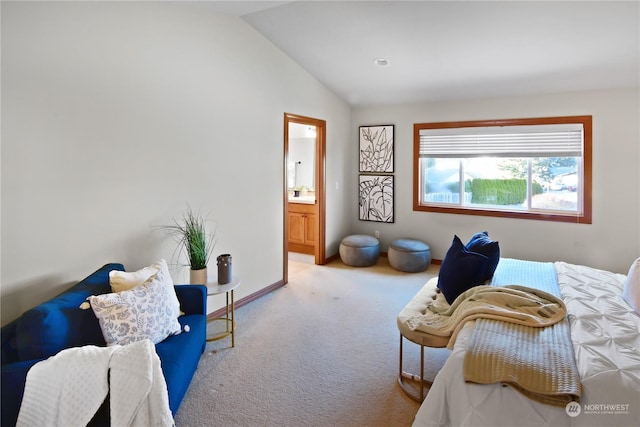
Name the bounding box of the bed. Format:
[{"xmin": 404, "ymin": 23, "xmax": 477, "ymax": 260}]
[{"xmin": 407, "ymin": 257, "xmax": 640, "ymax": 427}]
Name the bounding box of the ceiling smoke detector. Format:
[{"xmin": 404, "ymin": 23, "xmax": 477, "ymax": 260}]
[{"xmin": 373, "ymin": 58, "xmax": 390, "ymax": 67}]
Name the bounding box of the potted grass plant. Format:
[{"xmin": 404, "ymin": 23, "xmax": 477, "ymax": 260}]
[{"xmin": 164, "ymin": 206, "xmax": 216, "ymax": 285}]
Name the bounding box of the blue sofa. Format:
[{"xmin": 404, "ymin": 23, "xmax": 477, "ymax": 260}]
[{"xmin": 1, "ymin": 263, "xmax": 207, "ymax": 427}]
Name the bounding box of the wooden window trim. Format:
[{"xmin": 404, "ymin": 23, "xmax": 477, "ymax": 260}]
[{"xmin": 412, "ymin": 116, "xmax": 592, "ymax": 224}]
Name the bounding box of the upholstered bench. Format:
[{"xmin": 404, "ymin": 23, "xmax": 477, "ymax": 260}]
[
  {"xmin": 397, "ymin": 277, "xmax": 449, "ymax": 401},
  {"xmin": 339, "ymin": 234, "xmax": 380, "ymax": 267},
  {"xmin": 388, "ymin": 238, "xmax": 431, "ymax": 272}
]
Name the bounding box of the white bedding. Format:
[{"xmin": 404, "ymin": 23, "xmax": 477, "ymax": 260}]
[{"xmin": 413, "ymin": 261, "xmax": 640, "ymax": 427}]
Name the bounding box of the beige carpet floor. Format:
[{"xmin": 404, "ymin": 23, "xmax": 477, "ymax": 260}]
[{"xmin": 174, "ymin": 255, "xmax": 450, "ymax": 427}]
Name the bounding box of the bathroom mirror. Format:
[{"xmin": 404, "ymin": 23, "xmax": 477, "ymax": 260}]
[{"xmin": 287, "ymin": 122, "xmax": 316, "ymax": 192}]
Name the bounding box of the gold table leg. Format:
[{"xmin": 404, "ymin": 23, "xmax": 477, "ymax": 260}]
[
  {"xmin": 206, "ymin": 289, "xmax": 237, "ymax": 346},
  {"xmin": 230, "ymin": 289, "xmax": 235, "ymax": 347}
]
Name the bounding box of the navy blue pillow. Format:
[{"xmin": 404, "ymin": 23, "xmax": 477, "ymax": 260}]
[
  {"xmin": 466, "ymin": 231, "xmax": 500, "ymax": 281},
  {"xmin": 437, "ymin": 235, "xmax": 488, "ymax": 304}
]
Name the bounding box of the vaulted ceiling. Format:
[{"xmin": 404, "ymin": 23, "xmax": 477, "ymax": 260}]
[{"xmin": 203, "ymin": 1, "xmax": 640, "ymax": 107}]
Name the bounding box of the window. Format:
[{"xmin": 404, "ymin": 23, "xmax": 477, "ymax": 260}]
[{"xmin": 413, "ymin": 116, "xmax": 592, "ymax": 223}]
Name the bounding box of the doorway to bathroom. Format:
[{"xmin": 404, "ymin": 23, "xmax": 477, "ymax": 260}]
[{"xmin": 283, "ymin": 113, "xmax": 326, "ymax": 284}]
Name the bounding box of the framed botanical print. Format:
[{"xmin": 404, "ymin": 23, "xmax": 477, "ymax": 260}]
[
  {"xmin": 359, "ymin": 174, "xmax": 394, "ymax": 223},
  {"xmin": 359, "ymin": 125, "xmax": 394, "ymax": 173}
]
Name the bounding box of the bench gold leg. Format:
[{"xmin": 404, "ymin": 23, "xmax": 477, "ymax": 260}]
[{"xmin": 398, "ymin": 334, "xmax": 433, "ymax": 402}]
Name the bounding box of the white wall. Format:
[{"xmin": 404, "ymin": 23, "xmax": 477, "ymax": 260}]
[
  {"xmin": 1, "ymin": 1, "xmax": 353, "ymax": 325},
  {"xmin": 352, "ymin": 88, "xmax": 640, "ymax": 274}
]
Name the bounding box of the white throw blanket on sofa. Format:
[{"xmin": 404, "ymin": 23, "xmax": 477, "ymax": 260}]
[{"xmin": 17, "ymin": 339, "xmax": 174, "ymax": 427}]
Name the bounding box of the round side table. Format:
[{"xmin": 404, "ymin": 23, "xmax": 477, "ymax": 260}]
[{"xmin": 206, "ymin": 277, "xmax": 240, "ymax": 347}]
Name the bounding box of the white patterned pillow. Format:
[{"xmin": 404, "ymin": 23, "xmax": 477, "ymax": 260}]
[
  {"xmin": 109, "ymin": 259, "xmax": 180, "ymax": 318},
  {"xmin": 89, "ymin": 268, "xmax": 182, "ymax": 346}
]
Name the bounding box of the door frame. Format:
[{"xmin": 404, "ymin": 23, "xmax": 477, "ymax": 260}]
[{"xmin": 283, "ymin": 113, "xmax": 326, "ymax": 283}]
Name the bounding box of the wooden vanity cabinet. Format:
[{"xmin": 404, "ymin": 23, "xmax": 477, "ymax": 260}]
[{"xmin": 288, "ymin": 202, "xmax": 316, "ymax": 254}]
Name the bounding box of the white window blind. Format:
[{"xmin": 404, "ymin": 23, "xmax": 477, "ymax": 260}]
[{"xmin": 419, "ymin": 123, "xmax": 584, "ymax": 158}]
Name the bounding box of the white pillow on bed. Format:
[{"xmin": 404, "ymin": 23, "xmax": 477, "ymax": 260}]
[{"xmin": 622, "ymin": 257, "xmax": 640, "ymax": 314}]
